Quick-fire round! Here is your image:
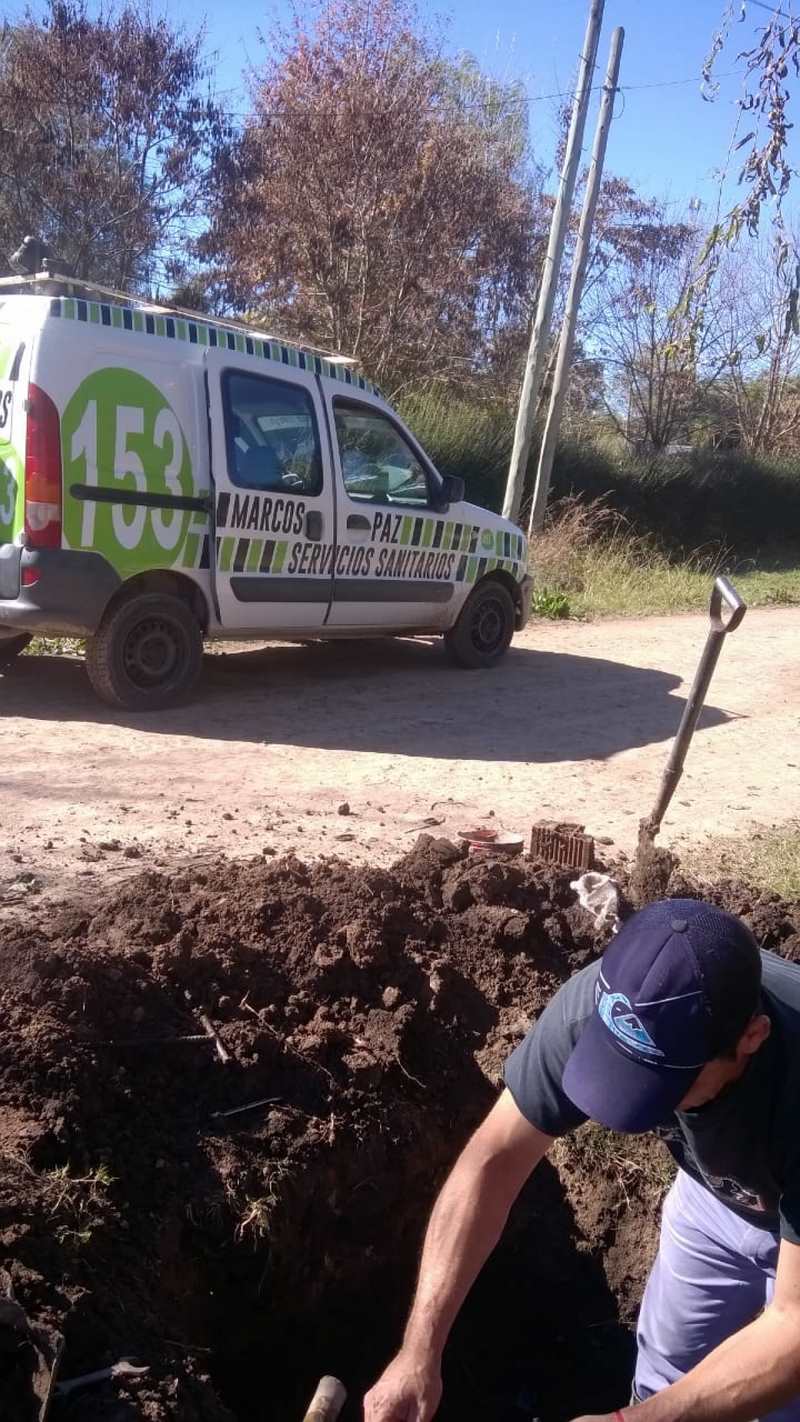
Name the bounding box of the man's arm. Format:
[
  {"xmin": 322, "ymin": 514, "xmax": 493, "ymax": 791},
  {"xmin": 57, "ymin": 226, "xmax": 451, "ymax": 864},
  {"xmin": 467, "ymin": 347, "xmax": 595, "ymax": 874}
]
[
  {"xmin": 582, "ymin": 1236, "xmax": 800, "ymax": 1422},
  {"xmin": 364, "ymin": 1088, "xmax": 553, "ymax": 1422}
]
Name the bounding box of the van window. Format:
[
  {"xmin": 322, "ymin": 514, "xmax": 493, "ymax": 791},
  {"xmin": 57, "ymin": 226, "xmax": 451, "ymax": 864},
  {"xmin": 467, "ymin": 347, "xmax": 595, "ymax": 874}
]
[
  {"xmin": 223, "ymin": 371, "xmax": 322, "ymax": 495},
  {"xmin": 334, "ymin": 402, "xmax": 431, "ymax": 508}
]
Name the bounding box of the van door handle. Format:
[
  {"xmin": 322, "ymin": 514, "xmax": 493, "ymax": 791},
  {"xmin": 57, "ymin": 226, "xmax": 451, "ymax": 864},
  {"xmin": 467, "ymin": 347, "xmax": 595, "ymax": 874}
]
[
  {"xmin": 346, "ymin": 514, "xmax": 371, "ymax": 531},
  {"xmin": 305, "ymin": 511, "xmax": 323, "ymax": 541}
]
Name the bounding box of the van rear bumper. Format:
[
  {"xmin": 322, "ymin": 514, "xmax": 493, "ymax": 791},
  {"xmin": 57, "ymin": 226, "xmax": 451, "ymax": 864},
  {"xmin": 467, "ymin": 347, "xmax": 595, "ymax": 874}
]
[{"xmin": 0, "ymin": 544, "xmax": 120, "ymax": 636}]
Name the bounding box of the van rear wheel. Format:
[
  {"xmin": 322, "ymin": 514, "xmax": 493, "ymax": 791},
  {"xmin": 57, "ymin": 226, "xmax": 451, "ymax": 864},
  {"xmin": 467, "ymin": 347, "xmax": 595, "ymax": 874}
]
[
  {"xmin": 86, "ymin": 593, "xmax": 203, "ymax": 710},
  {"xmin": 445, "ymin": 579, "xmax": 515, "ymax": 669},
  {"xmin": 0, "ymin": 632, "xmax": 31, "ymax": 668}
]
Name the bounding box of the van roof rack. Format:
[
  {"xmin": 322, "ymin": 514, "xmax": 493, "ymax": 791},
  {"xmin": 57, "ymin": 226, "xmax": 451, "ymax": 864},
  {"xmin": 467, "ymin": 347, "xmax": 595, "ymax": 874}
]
[{"xmin": 0, "ymin": 271, "xmax": 358, "ymax": 367}]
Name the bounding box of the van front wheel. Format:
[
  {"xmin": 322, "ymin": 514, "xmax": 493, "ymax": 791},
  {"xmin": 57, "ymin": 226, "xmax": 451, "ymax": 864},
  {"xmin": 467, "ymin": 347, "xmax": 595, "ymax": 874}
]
[
  {"xmin": 86, "ymin": 593, "xmax": 203, "ymax": 710},
  {"xmin": 444, "ymin": 580, "xmax": 515, "ymax": 669}
]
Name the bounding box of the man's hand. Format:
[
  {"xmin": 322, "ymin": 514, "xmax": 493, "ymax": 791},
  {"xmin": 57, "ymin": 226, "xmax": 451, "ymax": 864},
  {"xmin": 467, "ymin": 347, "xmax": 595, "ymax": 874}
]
[{"xmin": 363, "ymin": 1348, "xmax": 442, "ymax": 1422}]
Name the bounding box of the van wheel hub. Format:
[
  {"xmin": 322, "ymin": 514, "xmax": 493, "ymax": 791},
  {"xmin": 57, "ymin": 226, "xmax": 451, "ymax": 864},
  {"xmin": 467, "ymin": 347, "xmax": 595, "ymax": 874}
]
[
  {"xmin": 123, "ymin": 617, "xmax": 180, "ymax": 688},
  {"xmin": 470, "ymin": 596, "xmax": 505, "ymax": 654}
]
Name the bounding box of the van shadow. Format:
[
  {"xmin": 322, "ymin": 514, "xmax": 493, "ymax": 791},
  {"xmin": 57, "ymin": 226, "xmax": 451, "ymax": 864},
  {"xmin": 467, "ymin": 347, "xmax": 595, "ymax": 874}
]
[{"xmin": 1, "ymin": 637, "xmax": 735, "ymax": 764}]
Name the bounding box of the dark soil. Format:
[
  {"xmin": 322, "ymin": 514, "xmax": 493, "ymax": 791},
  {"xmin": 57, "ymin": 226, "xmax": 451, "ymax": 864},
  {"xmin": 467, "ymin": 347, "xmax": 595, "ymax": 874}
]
[{"xmin": 1, "ymin": 839, "xmax": 798, "ymax": 1422}]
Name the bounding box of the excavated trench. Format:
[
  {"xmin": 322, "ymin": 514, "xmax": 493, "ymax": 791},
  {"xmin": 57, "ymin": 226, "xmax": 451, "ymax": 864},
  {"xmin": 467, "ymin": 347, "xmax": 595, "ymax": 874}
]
[{"xmin": 2, "ymin": 840, "xmax": 799, "ymax": 1421}]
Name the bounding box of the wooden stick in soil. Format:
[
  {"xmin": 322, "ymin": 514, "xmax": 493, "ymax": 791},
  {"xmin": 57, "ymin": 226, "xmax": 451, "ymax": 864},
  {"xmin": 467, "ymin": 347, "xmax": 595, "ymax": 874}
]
[
  {"xmin": 198, "ymin": 1012, "xmax": 230, "ymax": 1064},
  {"xmin": 184, "ymin": 989, "xmax": 231, "ymax": 1064}
]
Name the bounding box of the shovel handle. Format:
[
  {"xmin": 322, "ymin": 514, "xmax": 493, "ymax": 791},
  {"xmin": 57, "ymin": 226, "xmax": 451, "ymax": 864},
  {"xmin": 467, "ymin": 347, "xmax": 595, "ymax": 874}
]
[
  {"xmin": 647, "ymin": 577, "xmax": 747, "ymax": 836},
  {"xmin": 302, "ymin": 1376, "xmax": 347, "ymax": 1422},
  {"xmin": 710, "ymin": 576, "xmax": 746, "ymax": 634}
]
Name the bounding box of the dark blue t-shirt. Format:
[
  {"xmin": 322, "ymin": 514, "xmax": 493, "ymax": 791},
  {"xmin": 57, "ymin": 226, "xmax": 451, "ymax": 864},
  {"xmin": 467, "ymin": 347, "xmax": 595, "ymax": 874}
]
[{"xmin": 504, "ymin": 949, "xmax": 800, "ymax": 1242}]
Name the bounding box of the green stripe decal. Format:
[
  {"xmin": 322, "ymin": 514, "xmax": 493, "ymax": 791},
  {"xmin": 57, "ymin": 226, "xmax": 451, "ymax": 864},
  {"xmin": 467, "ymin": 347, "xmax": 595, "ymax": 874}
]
[
  {"xmin": 272, "ymin": 540, "xmax": 288, "ymax": 573},
  {"xmin": 219, "ymin": 536, "xmax": 235, "ymax": 572},
  {"xmin": 400, "ymin": 516, "xmax": 413, "ymax": 546},
  {"xmin": 421, "ymin": 520, "xmax": 433, "ymax": 548},
  {"xmin": 246, "ymin": 539, "xmax": 262, "ymax": 573},
  {"xmin": 49, "ymin": 298, "xmax": 383, "ymax": 398},
  {"xmin": 183, "ymin": 533, "xmax": 199, "ymax": 568},
  {"xmin": 466, "ymin": 557, "xmax": 478, "ymax": 582}
]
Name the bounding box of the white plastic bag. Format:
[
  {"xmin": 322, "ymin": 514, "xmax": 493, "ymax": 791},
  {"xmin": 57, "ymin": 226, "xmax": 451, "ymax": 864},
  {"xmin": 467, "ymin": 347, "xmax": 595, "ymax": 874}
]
[{"xmin": 570, "ymin": 871, "xmax": 620, "ymax": 932}]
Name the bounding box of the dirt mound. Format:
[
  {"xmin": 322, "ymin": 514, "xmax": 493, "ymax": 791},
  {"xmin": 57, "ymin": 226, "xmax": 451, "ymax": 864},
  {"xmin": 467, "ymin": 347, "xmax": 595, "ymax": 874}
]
[{"xmin": 1, "ymin": 841, "xmax": 798, "ymax": 1420}]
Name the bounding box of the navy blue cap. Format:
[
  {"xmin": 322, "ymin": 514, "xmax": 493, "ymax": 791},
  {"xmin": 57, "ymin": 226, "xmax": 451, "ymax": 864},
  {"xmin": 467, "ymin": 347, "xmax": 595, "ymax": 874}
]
[{"xmin": 562, "ymin": 899, "xmax": 762, "ymax": 1133}]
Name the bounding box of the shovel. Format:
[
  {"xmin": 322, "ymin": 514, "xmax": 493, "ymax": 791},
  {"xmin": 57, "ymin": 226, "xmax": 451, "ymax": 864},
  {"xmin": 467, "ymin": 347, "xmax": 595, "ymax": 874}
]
[
  {"xmin": 631, "ymin": 575, "xmax": 746, "ymax": 901},
  {"xmin": 0, "ymin": 1287, "xmax": 64, "ymax": 1422}
]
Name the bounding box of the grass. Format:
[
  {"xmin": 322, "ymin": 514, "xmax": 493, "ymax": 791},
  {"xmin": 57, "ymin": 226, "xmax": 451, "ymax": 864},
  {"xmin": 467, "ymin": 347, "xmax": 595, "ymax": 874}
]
[
  {"xmin": 0, "ymin": 1150, "xmax": 116, "ymax": 1247},
  {"xmin": 25, "ymin": 635, "xmax": 84, "ymax": 656},
  {"xmin": 402, "ymin": 395, "xmax": 800, "ymax": 559},
  {"xmin": 552, "ymin": 1120, "xmax": 676, "ymax": 1214},
  {"xmin": 687, "ymin": 822, "xmax": 800, "ymax": 899},
  {"xmin": 529, "ymin": 496, "xmax": 800, "ymax": 620}
]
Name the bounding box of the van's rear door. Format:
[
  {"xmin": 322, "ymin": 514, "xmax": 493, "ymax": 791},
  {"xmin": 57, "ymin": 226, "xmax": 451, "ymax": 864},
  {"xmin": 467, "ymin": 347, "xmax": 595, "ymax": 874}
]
[
  {"xmin": 204, "ymin": 349, "xmax": 335, "ymax": 631},
  {"xmin": 0, "ymin": 328, "xmax": 28, "ymax": 550}
]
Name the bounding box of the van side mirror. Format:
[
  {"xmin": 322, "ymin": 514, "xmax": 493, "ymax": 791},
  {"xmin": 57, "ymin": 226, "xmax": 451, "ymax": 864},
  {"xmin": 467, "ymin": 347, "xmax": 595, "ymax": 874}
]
[{"xmin": 439, "ymin": 474, "xmax": 465, "ymax": 508}]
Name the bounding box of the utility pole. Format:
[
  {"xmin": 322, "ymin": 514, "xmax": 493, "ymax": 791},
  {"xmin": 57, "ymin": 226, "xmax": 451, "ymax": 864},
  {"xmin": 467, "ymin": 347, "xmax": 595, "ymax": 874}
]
[
  {"xmin": 502, "ymin": 0, "xmax": 605, "ymax": 524},
  {"xmin": 527, "ymin": 26, "xmax": 625, "ymax": 535}
]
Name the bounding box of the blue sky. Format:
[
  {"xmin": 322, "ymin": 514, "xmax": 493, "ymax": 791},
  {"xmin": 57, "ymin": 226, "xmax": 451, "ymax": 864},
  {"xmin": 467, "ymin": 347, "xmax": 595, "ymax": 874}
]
[{"xmin": 174, "ymin": 0, "xmax": 779, "ymax": 214}]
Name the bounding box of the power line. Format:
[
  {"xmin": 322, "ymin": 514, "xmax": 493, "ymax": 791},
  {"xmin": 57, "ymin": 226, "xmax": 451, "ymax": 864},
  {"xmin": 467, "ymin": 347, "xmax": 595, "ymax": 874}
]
[
  {"xmin": 746, "ymin": 0, "xmax": 796, "ymax": 18},
  {"xmin": 218, "ymin": 70, "xmax": 741, "ymax": 122}
]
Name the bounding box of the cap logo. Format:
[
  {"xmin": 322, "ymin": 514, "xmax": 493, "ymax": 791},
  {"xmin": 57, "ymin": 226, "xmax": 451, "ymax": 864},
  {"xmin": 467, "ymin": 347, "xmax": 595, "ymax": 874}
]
[{"xmin": 596, "ymin": 986, "xmax": 664, "ymax": 1058}]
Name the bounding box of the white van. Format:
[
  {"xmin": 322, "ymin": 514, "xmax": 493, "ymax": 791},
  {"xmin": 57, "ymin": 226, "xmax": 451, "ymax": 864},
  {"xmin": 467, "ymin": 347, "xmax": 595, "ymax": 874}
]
[{"xmin": 0, "ymin": 275, "xmax": 531, "ymax": 709}]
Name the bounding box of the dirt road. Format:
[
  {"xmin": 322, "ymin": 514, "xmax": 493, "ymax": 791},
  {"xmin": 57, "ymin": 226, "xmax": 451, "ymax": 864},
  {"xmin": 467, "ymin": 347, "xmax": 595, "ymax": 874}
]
[{"xmin": 1, "ymin": 607, "xmax": 798, "ymax": 903}]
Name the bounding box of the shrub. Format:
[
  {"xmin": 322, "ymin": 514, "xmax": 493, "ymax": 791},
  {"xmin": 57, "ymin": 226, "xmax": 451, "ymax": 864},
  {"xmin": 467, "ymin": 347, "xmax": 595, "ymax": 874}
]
[
  {"xmin": 530, "ymin": 588, "xmax": 571, "ymax": 619},
  {"xmin": 399, "ymin": 393, "xmax": 800, "ymax": 561}
]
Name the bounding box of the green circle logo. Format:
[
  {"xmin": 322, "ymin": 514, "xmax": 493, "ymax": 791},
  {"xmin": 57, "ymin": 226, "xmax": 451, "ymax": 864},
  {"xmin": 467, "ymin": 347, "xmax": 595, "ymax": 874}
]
[
  {"xmin": 62, "ymin": 368, "xmax": 193, "ymax": 573},
  {"xmin": 0, "ymin": 445, "xmax": 21, "ymax": 541}
]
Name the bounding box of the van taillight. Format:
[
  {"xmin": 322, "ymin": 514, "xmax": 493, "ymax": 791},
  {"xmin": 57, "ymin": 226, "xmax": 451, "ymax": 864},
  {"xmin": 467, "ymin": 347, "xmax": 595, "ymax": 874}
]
[{"xmin": 25, "ymin": 383, "xmax": 62, "ymax": 549}]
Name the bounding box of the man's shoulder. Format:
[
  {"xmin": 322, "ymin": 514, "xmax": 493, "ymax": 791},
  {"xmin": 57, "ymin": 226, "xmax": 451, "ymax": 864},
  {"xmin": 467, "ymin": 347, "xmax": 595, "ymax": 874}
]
[
  {"xmin": 553, "ymin": 959, "xmax": 601, "ymax": 1027},
  {"xmin": 762, "ymin": 950, "xmax": 800, "ymax": 1019}
]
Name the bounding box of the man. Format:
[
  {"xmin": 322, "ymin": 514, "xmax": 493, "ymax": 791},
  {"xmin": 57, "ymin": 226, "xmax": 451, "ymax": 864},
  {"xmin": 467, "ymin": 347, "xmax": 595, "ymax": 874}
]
[{"xmin": 364, "ymin": 898, "xmax": 800, "ymax": 1422}]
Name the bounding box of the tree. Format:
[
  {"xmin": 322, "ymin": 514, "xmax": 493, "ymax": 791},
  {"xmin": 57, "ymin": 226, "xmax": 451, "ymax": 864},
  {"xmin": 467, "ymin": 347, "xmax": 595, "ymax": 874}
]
[
  {"xmin": 704, "ymin": 4, "xmax": 800, "ymax": 250},
  {"xmin": 700, "ymin": 236, "xmax": 800, "ymax": 455},
  {"xmin": 0, "ymin": 0, "xmax": 227, "ymax": 291},
  {"xmin": 694, "ymin": 4, "xmax": 800, "ymax": 320},
  {"xmin": 202, "ymin": 0, "xmax": 540, "ymax": 394},
  {"xmin": 587, "ymin": 214, "xmax": 730, "ymax": 451}
]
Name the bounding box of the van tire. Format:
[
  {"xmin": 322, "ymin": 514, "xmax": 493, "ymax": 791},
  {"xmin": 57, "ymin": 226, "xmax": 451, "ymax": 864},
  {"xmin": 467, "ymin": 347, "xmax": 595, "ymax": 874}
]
[
  {"xmin": 0, "ymin": 633, "xmax": 31, "ymax": 668},
  {"xmin": 444, "ymin": 579, "xmax": 515, "ymax": 669},
  {"xmin": 86, "ymin": 593, "xmax": 203, "ymax": 710}
]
